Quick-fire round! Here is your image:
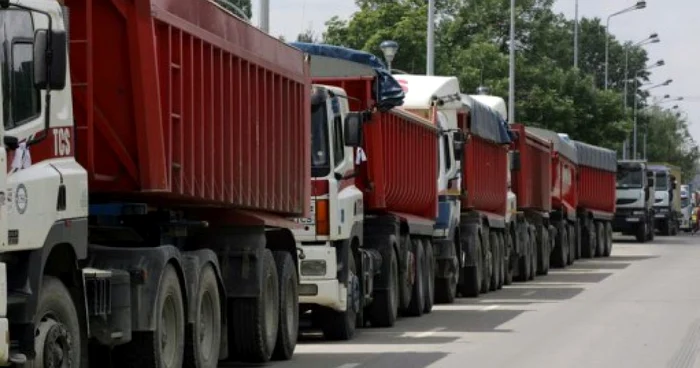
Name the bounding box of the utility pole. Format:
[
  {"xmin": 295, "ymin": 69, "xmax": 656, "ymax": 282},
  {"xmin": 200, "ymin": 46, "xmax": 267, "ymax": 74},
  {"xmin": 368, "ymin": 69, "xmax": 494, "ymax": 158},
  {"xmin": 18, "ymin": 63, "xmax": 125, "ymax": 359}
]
[
  {"xmin": 427, "ymin": 0, "xmax": 435, "ymax": 75},
  {"xmin": 573, "ymin": 0, "xmax": 579, "ymax": 68},
  {"xmin": 508, "ymin": 0, "xmax": 515, "ymax": 122},
  {"xmin": 259, "ymin": 0, "xmax": 269, "ymax": 33}
]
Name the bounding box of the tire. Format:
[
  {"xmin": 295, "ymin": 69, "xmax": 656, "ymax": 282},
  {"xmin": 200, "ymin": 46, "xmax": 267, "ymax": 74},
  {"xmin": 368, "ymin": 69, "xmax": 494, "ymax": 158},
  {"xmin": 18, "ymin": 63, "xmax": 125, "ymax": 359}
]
[
  {"xmin": 551, "ymin": 222, "xmax": 568, "ymax": 268},
  {"xmin": 480, "ymin": 233, "xmax": 492, "ymax": 294},
  {"xmin": 503, "ymin": 231, "xmax": 513, "ymax": 286},
  {"xmin": 497, "ymin": 233, "xmax": 505, "ymax": 289},
  {"xmin": 515, "ymin": 228, "xmax": 530, "ymax": 282},
  {"xmin": 567, "ymin": 224, "xmax": 576, "ymax": 265},
  {"xmin": 230, "ymin": 249, "xmax": 279, "ymax": 362},
  {"xmin": 422, "ymin": 240, "xmax": 435, "ymax": 313},
  {"xmin": 322, "ymin": 252, "xmax": 358, "ymax": 341},
  {"xmin": 405, "ymin": 239, "xmax": 425, "ymax": 317},
  {"xmin": 459, "ymin": 234, "xmax": 482, "ymax": 297},
  {"xmin": 528, "ymin": 227, "xmax": 537, "ymax": 281},
  {"xmin": 115, "ymin": 265, "xmax": 186, "ymax": 368},
  {"xmin": 489, "ymin": 231, "xmax": 500, "ymax": 291},
  {"xmin": 648, "ymin": 218, "xmax": 656, "ymax": 241},
  {"xmin": 635, "ymin": 221, "xmax": 647, "ymax": 243},
  {"xmin": 582, "ymin": 223, "xmax": 596, "ymax": 258},
  {"xmin": 537, "ymin": 226, "xmax": 550, "ymax": 276},
  {"xmin": 272, "ymin": 252, "xmax": 298, "ymax": 360},
  {"xmin": 368, "ymin": 248, "xmax": 399, "ymax": 327},
  {"xmin": 398, "ymin": 235, "xmax": 413, "ymax": 311},
  {"xmin": 603, "ymin": 222, "xmax": 613, "ymax": 257},
  {"xmin": 595, "ymin": 222, "xmax": 605, "ymax": 257},
  {"xmin": 26, "ymin": 276, "xmax": 84, "ymax": 368},
  {"xmin": 188, "ymin": 265, "xmax": 222, "ymax": 368},
  {"xmin": 434, "ymin": 240, "xmax": 457, "ymax": 304},
  {"xmin": 574, "ymin": 221, "xmax": 582, "ymax": 259}
]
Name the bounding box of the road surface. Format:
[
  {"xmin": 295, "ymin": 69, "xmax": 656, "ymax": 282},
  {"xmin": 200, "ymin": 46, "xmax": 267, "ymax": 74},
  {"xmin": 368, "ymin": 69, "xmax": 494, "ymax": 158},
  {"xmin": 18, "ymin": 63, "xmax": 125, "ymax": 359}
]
[{"xmin": 226, "ymin": 234, "xmax": 700, "ymax": 368}]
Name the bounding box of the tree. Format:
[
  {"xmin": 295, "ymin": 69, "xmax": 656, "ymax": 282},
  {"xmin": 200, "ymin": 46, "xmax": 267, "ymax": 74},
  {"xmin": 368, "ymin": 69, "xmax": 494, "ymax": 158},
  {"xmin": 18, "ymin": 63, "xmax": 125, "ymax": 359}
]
[
  {"xmin": 642, "ymin": 107, "xmax": 699, "ymax": 178},
  {"xmin": 218, "ymin": 0, "xmax": 252, "ymax": 19},
  {"xmin": 297, "ymin": 29, "xmax": 319, "ymax": 43}
]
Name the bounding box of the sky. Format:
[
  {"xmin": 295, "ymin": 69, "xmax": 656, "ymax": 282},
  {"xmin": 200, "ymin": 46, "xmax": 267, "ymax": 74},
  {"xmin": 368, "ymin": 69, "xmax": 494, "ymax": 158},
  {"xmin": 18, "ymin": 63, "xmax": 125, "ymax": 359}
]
[{"xmin": 251, "ymin": 0, "xmax": 700, "ymax": 143}]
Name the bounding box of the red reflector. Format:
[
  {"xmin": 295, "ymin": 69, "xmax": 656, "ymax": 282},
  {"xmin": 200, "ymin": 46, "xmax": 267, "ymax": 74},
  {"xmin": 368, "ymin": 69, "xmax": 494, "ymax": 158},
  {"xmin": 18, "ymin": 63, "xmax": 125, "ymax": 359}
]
[{"xmin": 312, "ymin": 180, "xmax": 329, "ymax": 196}]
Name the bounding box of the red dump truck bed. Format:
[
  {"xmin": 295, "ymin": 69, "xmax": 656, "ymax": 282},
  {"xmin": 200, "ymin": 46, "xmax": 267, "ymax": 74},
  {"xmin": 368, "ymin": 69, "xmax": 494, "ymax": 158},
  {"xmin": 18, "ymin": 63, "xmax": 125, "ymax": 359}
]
[
  {"xmin": 458, "ymin": 97, "xmax": 509, "ymax": 217},
  {"xmin": 67, "ymin": 0, "xmax": 311, "ymax": 217},
  {"xmin": 511, "ymin": 124, "xmax": 552, "ymax": 212},
  {"xmin": 526, "ymin": 127, "xmax": 578, "ymax": 213},
  {"xmin": 573, "ymin": 141, "xmax": 617, "ymax": 215},
  {"xmin": 313, "ymin": 76, "xmax": 438, "ymax": 220}
]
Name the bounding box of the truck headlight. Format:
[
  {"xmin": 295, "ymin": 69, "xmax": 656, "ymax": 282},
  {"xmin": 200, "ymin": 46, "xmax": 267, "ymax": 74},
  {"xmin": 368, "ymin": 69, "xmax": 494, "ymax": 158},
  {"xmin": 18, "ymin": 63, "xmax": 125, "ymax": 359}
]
[{"xmin": 301, "ymin": 260, "xmax": 327, "ymax": 276}]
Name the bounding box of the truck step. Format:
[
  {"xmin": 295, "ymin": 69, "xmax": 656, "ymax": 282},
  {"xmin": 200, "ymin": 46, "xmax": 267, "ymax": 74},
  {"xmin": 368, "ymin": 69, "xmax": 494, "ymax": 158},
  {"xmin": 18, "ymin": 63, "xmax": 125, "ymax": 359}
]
[{"xmin": 84, "ymin": 268, "xmax": 113, "ymax": 317}]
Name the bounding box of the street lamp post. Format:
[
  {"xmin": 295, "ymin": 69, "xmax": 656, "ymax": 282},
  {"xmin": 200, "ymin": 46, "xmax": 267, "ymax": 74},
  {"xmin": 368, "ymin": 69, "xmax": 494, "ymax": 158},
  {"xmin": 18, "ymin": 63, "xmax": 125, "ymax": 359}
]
[
  {"xmin": 633, "ymin": 72, "xmax": 670, "ymax": 159},
  {"xmin": 427, "ymin": 0, "xmax": 435, "ymax": 75},
  {"xmin": 605, "ymin": 1, "xmax": 646, "ymax": 90},
  {"xmin": 624, "ymin": 33, "xmax": 659, "ymax": 110},
  {"xmin": 508, "ymin": 0, "xmax": 516, "ymax": 122},
  {"xmin": 380, "ymin": 40, "xmax": 399, "ymax": 72},
  {"xmin": 574, "ymin": 0, "xmax": 579, "ymax": 68}
]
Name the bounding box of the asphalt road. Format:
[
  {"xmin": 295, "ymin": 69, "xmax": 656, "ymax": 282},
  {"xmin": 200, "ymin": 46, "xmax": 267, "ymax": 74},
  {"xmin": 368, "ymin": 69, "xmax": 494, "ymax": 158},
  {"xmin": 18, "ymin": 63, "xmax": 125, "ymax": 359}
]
[{"xmin": 226, "ymin": 233, "xmax": 700, "ymax": 368}]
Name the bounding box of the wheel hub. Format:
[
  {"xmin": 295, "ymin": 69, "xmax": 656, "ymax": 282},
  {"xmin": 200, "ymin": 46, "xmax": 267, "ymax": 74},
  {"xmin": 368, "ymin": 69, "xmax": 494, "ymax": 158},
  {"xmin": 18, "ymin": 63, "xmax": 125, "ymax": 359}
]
[{"xmin": 36, "ymin": 318, "xmax": 72, "ymax": 368}]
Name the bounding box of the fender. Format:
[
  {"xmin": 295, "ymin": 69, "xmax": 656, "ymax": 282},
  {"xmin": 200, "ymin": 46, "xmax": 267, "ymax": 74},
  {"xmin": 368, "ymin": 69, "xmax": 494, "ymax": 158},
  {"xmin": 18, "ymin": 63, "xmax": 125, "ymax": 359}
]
[
  {"xmin": 336, "ymin": 220, "xmax": 364, "ymax": 286},
  {"xmin": 87, "ymin": 244, "xmax": 187, "ymax": 332},
  {"xmin": 8, "ymin": 219, "xmax": 88, "ymax": 358}
]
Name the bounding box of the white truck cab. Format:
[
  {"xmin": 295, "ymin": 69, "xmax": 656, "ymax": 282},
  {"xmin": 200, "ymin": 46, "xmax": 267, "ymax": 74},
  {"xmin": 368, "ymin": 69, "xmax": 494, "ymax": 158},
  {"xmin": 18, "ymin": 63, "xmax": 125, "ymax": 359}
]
[{"xmin": 394, "ymin": 74, "xmax": 464, "ymax": 303}]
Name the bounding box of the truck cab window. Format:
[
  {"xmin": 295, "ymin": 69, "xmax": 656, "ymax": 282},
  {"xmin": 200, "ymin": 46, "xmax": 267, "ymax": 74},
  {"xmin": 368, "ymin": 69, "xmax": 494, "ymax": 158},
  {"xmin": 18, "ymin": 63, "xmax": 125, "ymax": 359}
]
[
  {"xmin": 1, "ymin": 10, "xmax": 39, "ymax": 130},
  {"xmin": 333, "ymin": 114, "xmax": 344, "ymax": 166},
  {"xmin": 443, "ymin": 135, "xmax": 452, "ymax": 171},
  {"xmin": 311, "ymin": 102, "xmax": 330, "ymax": 177}
]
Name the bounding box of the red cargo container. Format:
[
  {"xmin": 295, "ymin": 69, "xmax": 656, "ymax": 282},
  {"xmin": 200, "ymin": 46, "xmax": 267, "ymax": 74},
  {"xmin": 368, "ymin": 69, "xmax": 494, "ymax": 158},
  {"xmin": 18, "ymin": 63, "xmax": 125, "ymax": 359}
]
[
  {"xmin": 573, "ymin": 141, "xmax": 617, "ymax": 215},
  {"xmin": 458, "ymin": 110, "xmax": 509, "ymax": 217},
  {"xmin": 526, "ymin": 127, "xmax": 578, "ymax": 214},
  {"xmin": 67, "ymin": 0, "xmax": 311, "ymax": 217},
  {"xmin": 312, "ymin": 77, "xmax": 439, "ymax": 220},
  {"xmin": 510, "ymin": 124, "xmax": 552, "ymax": 212}
]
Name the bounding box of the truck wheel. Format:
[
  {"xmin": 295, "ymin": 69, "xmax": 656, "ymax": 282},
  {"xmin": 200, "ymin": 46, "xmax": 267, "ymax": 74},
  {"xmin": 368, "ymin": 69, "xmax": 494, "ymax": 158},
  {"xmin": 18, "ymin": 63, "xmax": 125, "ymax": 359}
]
[
  {"xmin": 603, "ymin": 222, "xmax": 613, "ymax": 257},
  {"xmin": 230, "ymin": 249, "xmax": 279, "ymax": 362},
  {"xmin": 502, "ymin": 231, "xmax": 513, "ymax": 285},
  {"xmin": 399, "ymin": 235, "xmax": 414, "ymax": 311},
  {"xmin": 515, "ymin": 229, "xmax": 530, "ymax": 282},
  {"xmin": 191, "ymin": 265, "xmax": 222, "ymax": 368},
  {"xmin": 406, "ymin": 239, "xmax": 425, "ymax": 317},
  {"xmin": 528, "ymin": 227, "xmax": 537, "ymax": 281},
  {"xmin": 551, "ymin": 223, "xmax": 568, "ymax": 268},
  {"xmin": 635, "ymin": 222, "xmax": 647, "ymax": 243},
  {"xmin": 497, "ymin": 233, "xmax": 505, "ymax": 289},
  {"xmin": 480, "ymin": 233, "xmax": 492, "ymax": 294},
  {"xmin": 459, "ymin": 235, "xmax": 482, "ymax": 297},
  {"xmin": 368, "ymin": 247, "xmax": 399, "ymax": 327},
  {"xmin": 537, "ymin": 226, "xmax": 550, "ymax": 276},
  {"xmin": 422, "ymin": 240, "xmax": 435, "ymax": 313},
  {"xmin": 434, "ymin": 242, "xmax": 457, "ymax": 304},
  {"xmin": 648, "ymin": 219, "xmax": 656, "ymax": 241},
  {"xmin": 567, "ymin": 224, "xmax": 576, "ymax": 265},
  {"xmin": 595, "ymin": 222, "xmax": 605, "ymax": 257},
  {"xmin": 582, "ymin": 223, "xmax": 596, "ymax": 258},
  {"xmin": 574, "ymin": 221, "xmax": 582, "ymax": 259},
  {"xmin": 27, "ymin": 276, "xmax": 83, "ymax": 368},
  {"xmin": 489, "ymin": 232, "xmax": 500, "ymax": 291},
  {"xmin": 272, "ymin": 252, "xmax": 298, "ymax": 360},
  {"xmin": 322, "ymin": 252, "xmax": 358, "ymax": 340}
]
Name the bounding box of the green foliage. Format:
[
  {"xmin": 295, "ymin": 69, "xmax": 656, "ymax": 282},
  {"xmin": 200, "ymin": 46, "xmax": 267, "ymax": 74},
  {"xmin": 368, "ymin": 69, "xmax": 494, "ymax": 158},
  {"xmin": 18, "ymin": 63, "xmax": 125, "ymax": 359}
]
[
  {"xmin": 218, "ymin": 0, "xmax": 252, "ymax": 19},
  {"xmin": 319, "ymin": 0, "xmax": 696, "ymax": 173}
]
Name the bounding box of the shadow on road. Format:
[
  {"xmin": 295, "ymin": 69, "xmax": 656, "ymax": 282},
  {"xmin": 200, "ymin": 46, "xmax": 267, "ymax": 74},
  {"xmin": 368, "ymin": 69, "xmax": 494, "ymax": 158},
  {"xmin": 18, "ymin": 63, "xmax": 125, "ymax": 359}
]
[{"xmin": 253, "ymin": 352, "xmax": 449, "ymax": 368}]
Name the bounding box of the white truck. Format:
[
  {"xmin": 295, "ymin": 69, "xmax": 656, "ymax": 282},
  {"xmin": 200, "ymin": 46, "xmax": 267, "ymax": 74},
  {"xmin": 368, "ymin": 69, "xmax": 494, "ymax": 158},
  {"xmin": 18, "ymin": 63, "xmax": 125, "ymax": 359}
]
[
  {"xmin": 614, "ymin": 160, "xmax": 657, "ymax": 242},
  {"xmin": 680, "ymin": 184, "xmax": 693, "ymax": 232}
]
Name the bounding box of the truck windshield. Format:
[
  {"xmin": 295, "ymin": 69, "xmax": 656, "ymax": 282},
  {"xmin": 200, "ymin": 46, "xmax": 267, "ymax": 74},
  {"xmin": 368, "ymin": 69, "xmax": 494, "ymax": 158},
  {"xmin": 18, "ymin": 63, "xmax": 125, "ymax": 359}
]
[
  {"xmin": 311, "ymin": 102, "xmax": 330, "ymax": 177},
  {"xmin": 655, "ymin": 173, "xmax": 669, "ymax": 191},
  {"xmin": 616, "ymin": 167, "xmax": 643, "ymax": 188},
  {"xmin": 682, "ymin": 197, "xmax": 691, "ymax": 208}
]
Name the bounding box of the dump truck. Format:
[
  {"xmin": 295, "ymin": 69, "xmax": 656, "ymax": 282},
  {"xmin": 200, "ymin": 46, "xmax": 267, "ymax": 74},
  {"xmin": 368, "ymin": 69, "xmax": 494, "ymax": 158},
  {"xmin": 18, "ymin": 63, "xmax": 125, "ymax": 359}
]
[
  {"xmin": 453, "ymin": 94, "xmax": 514, "ymax": 297},
  {"xmin": 680, "ymin": 184, "xmax": 694, "ymax": 232},
  {"xmin": 649, "ymin": 163, "xmax": 682, "ymax": 235},
  {"xmin": 510, "ymin": 124, "xmax": 554, "ymax": 279},
  {"xmin": 614, "ymin": 160, "xmax": 657, "ymax": 242},
  {"xmin": 573, "ymin": 140, "xmax": 617, "ymax": 257},
  {"xmin": 394, "ymin": 74, "xmax": 465, "ymax": 304},
  {"xmin": 288, "ymin": 43, "xmax": 439, "ymax": 340},
  {"xmin": 525, "ymin": 128, "xmax": 579, "ymax": 265},
  {"xmin": 0, "ymin": 0, "xmax": 311, "ymax": 365}
]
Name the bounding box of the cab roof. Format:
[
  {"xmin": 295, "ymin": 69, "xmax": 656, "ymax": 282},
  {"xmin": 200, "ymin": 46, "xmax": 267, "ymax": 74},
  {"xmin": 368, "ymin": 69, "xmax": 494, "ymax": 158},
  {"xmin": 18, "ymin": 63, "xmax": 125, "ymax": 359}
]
[{"xmin": 393, "ymin": 74, "xmax": 462, "ymax": 109}]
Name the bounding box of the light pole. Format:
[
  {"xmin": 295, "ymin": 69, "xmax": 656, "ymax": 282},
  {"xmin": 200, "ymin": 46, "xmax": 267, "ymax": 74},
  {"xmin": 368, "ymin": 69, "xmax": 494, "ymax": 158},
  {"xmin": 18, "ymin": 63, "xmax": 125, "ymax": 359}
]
[
  {"xmin": 380, "ymin": 40, "xmax": 399, "ymax": 73},
  {"xmin": 508, "ymin": 0, "xmax": 516, "ymax": 122},
  {"xmin": 634, "ymin": 73, "xmax": 670, "ymax": 159},
  {"xmin": 259, "ymin": 0, "xmax": 269, "ymax": 32},
  {"xmin": 624, "ymin": 33, "xmax": 659, "ymax": 110},
  {"xmin": 605, "ymin": 1, "xmax": 646, "ymax": 89},
  {"xmin": 574, "ymin": 0, "xmax": 579, "ymax": 68},
  {"xmin": 427, "ymin": 0, "xmax": 435, "ymax": 75}
]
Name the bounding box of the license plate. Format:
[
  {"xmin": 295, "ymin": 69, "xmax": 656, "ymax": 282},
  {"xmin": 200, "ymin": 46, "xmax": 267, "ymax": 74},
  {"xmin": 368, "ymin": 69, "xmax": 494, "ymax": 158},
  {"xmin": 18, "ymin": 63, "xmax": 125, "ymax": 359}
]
[
  {"xmin": 626, "ymin": 217, "xmax": 640, "ymax": 222},
  {"xmin": 655, "ymin": 214, "xmax": 665, "ymax": 218}
]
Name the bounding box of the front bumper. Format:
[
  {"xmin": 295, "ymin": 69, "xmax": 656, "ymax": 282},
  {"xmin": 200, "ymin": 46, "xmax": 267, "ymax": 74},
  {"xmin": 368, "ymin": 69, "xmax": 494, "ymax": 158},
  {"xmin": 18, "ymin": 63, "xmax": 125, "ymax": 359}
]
[
  {"xmin": 297, "ymin": 244, "xmax": 346, "ymax": 311},
  {"xmin": 613, "ymin": 209, "xmax": 647, "ymax": 232}
]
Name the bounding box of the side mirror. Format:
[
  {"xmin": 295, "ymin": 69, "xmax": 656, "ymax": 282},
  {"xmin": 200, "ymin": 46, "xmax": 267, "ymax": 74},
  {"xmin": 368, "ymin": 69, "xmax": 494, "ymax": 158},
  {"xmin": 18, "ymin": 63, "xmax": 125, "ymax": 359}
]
[
  {"xmin": 453, "ymin": 131, "xmax": 465, "ymax": 160},
  {"xmin": 510, "ymin": 150, "xmax": 521, "ymax": 171},
  {"xmin": 3, "ymin": 136, "xmax": 18, "ymax": 150},
  {"xmin": 645, "ymin": 187, "xmax": 650, "ymax": 201},
  {"xmin": 647, "ymin": 178, "xmax": 654, "ymax": 188},
  {"xmin": 344, "ymin": 112, "xmax": 363, "ymax": 147},
  {"xmin": 673, "ymin": 182, "xmax": 678, "ymax": 190},
  {"xmin": 34, "ymin": 29, "xmax": 67, "ymax": 90}
]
